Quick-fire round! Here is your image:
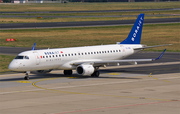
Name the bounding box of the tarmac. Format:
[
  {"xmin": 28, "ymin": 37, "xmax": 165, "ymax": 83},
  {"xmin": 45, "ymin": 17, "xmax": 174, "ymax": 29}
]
[{"xmin": 0, "ymin": 61, "xmax": 180, "ymax": 114}]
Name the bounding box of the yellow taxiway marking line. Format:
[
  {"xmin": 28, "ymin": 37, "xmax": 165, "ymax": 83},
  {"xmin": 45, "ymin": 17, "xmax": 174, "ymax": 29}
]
[
  {"xmin": 31, "ymin": 78, "xmax": 174, "ymax": 102},
  {"xmin": 149, "ymin": 73, "xmax": 152, "ymax": 77},
  {"xmin": 16, "ymin": 81, "xmax": 32, "ymax": 83},
  {"xmin": 108, "ymin": 73, "xmax": 120, "ymax": 75},
  {"xmin": 68, "ymin": 77, "xmax": 78, "ymax": 78},
  {"xmin": 153, "ymin": 78, "xmax": 158, "ymax": 80},
  {"xmin": 163, "ymin": 80, "xmax": 171, "ymax": 83},
  {"xmin": 149, "ymin": 73, "xmax": 171, "ymax": 82}
]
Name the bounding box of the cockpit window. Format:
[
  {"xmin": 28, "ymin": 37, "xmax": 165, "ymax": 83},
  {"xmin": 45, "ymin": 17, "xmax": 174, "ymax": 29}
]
[
  {"xmin": 15, "ymin": 56, "xmax": 29, "ymax": 59},
  {"xmin": 15, "ymin": 56, "xmax": 24, "ymax": 59},
  {"xmin": 24, "ymin": 56, "xmax": 29, "ymax": 59}
]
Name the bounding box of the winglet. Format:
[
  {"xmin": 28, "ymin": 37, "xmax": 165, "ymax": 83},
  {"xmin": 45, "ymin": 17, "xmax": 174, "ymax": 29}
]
[
  {"xmin": 32, "ymin": 43, "xmax": 36, "ymax": 50},
  {"xmin": 153, "ymin": 49, "xmax": 166, "ymax": 61}
]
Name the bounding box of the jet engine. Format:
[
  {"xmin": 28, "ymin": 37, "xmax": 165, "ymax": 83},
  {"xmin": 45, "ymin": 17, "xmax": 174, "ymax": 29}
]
[{"xmin": 76, "ymin": 65, "xmax": 94, "ymax": 76}]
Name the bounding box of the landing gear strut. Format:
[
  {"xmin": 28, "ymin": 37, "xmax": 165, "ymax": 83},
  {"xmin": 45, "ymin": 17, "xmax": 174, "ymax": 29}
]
[
  {"xmin": 24, "ymin": 71, "xmax": 30, "ymax": 80},
  {"xmin": 64, "ymin": 70, "xmax": 73, "ymax": 75},
  {"xmin": 91, "ymin": 70, "xmax": 100, "ymax": 77}
]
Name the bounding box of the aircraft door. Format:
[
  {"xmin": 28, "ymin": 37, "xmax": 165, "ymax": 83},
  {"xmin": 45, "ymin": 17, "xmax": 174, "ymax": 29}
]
[
  {"xmin": 120, "ymin": 46, "xmax": 126, "ymax": 58},
  {"xmin": 34, "ymin": 52, "xmax": 40, "ymax": 65}
]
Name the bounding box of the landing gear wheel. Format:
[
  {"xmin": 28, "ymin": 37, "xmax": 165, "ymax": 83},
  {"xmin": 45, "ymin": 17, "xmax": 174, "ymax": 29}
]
[
  {"xmin": 91, "ymin": 71, "xmax": 100, "ymax": 77},
  {"xmin": 24, "ymin": 76, "xmax": 29, "ymax": 80},
  {"xmin": 24, "ymin": 71, "xmax": 30, "ymax": 80},
  {"xmin": 64, "ymin": 70, "xmax": 73, "ymax": 75}
]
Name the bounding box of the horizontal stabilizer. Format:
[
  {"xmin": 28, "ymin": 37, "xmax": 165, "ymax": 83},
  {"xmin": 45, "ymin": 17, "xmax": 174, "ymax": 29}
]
[{"xmin": 134, "ymin": 44, "xmax": 172, "ymax": 50}]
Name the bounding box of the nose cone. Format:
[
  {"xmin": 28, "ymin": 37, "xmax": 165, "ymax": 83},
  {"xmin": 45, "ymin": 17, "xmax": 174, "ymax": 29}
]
[{"xmin": 8, "ymin": 60, "xmax": 18, "ymax": 71}]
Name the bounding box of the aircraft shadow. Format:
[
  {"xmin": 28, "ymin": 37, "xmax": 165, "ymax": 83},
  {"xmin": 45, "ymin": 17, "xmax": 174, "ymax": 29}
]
[{"xmin": 0, "ymin": 71, "xmax": 140, "ymax": 82}]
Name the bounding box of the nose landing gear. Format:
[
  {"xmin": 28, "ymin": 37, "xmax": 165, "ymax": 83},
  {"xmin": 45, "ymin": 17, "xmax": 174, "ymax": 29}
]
[{"xmin": 24, "ymin": 71, "xmax": 30, "ymax": 80}]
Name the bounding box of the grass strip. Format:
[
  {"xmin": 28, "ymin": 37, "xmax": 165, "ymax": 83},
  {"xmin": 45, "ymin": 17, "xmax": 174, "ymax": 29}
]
[
  {"xmin": 0, "ymin": 15, "xmax": 180, "ymax": 23},
  {"xmin": 0, "ymin": 2, "xmax": 180, "ymax": 12},
  {"xmin": 0, "ymin": 55, "xmax": 15, "ymax": 73},
  {"xmin": 0, "ymin": 23, "xmax": 179, "ymax": 52}
]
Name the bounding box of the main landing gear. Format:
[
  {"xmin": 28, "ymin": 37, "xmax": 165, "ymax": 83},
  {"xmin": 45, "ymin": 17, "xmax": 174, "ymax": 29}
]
[
  {"xmin": 24, "ymin": 71, "xmax": 30, "ymax": 80},
  {"xmin": 63, "ymin": 69, "xmax": 100, "ymax": 77},
  {"xmin": 91, "ymin": 67, "xmax": 100, "ymax": 77},
  {"xmin": 64, "ymin": 70, "xmax": 73, "ymax": 75},
  {"xmin": 91, "ymin": 70, "xmax": 100, "ymax": 77}
]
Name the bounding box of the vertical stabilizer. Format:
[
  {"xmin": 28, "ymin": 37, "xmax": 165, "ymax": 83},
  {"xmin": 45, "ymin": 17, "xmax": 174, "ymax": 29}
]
[
  {"xmin": 120, "ymin": 14, "xmax": 144, "ymax": 44},
  {"xmin": 32, "ymin": 43, "xmax": 36, "ymax": 50}
]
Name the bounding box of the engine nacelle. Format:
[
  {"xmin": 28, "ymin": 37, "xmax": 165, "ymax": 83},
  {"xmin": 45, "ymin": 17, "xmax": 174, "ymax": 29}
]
[
  {"xmin": 76, "ymin": 65, "xmax": 94, "ymax": 76},
  {"xmin": 37, "ymin": 69, "xmax": 52, "ymax": 73}
]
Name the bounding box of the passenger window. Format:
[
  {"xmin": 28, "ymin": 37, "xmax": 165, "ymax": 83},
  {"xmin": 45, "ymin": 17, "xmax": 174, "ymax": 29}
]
[
  {"xmin": 75, "ymin": 53, "xmax": 77, "ymax": 56},
  {"xmin": 113, "ymin": 50, "xmax": 115, "ymax": 52},
  {"xmin": 43, "ymin": 56, "xmax": 45, "ymax": 58},
  {"xmin": 102, "ymin": 51, "xmax": 104, "ymax": 53},
  {"xmin": 68, "ymin": 54, "xmax": 70, "ymax": 56},
  {"xmin": 46, "ymin": 56, "xmax": 48, "ymax": 58},
  {"xmin": 94, "ymin": 52, "xmax": 96, "ymax": 54},
  {"xmin": 62, "ymin": 54, "xmax": 64, "ymax": 57},
  {"xmin": 65, "ymin": 54, "xmax": 67, "ymax": 56},
  {"xmin": 119, "ymin": 50, "xmax": 121, "ymax": 52},
  {"xmin": 99, "ymin": 51, "xmax": 101, "ymax": 54},
  {"xmin": 105, "ymin": 51, "xmax": 106, "ymax": 53},
  {"xmin": 88, "ymin": 52, "xmax": 90, "ymax": 54},
  {"xmin": 85, "ymin": 53, "xmax": 87, "ymax": 55},
  {"xmin": 71, "ymin": 54, "xmax": 73, "ymax": 56},
  {"xmin": 59, "ymin": 55, "xmax": 61, "ymax": 57},
  {"xmin": 110, "ymin": 50, "xmax": 112, "ymax": 53},
  {"xmin": 78, "ymin": 53, "xmax": 80, "ymax": 55},
  {"xmin": 53, "ymin": 55, "xmax": 54, "ymax": 57},
  {"xmin": 97, "ymin": 52, "xmax": 99, "ymax": 54},
  {"xmin": 116, "ymin": 50, "xmax": 118, "ymax": 52},
  {"xmin": 107, "ymin": 51, "xmax": 109, "ymax": 53},
  {"xmin": 56, "ymin": 55, "xmax": 58, "ymax": 57},
  {"xmin": 49, "ymin": 56, "xmax": 51, "ymax": 58},
  {"xmin": 91, "ymin": 52, "xmax": 93, "ymax": 54},
  {"xmin": 82, "ymin": 53, "xmax": 83, "ymax": 55}
]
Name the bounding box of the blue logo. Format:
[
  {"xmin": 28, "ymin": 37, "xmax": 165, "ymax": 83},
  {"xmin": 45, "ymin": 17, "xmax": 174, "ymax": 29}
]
[{"xmin": 44, "ymin": 51, "xmax": 59, "ymax": 55}]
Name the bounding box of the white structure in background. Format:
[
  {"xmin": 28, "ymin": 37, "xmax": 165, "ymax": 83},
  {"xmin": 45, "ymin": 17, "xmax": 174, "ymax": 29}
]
[
  {"xmin": 11, "ymin": 0, "xmax": 68, "ymax": 4},
  {"xmin": 11, "ymin": 0, "xmax": 67, "ymax": 3},
  {"xmin": 11, "ymin": 0, "xmax": 42, "ymax": 3}
]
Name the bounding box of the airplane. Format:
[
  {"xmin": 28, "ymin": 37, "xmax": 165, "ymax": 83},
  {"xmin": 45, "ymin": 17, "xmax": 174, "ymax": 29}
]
[{"xmin": 8, "ymin": 14, "xmax": 171, "ymax": 80}]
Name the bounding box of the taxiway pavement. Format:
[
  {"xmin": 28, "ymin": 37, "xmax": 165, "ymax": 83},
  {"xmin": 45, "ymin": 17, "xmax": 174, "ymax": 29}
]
[
  {"xmin": 0, "ymin": 18, "xmax": 179, "ymax": 29},
  {"xmin": 0, "ymin": 49, "xmax": 179, "ymax": 114},
  {"xmin": 0, "ymin": 68, "xmax": 179, "ymax": 114},
  {"xmin": 0, "ymin": 49, "xmax": 180, "ymax": 113}
]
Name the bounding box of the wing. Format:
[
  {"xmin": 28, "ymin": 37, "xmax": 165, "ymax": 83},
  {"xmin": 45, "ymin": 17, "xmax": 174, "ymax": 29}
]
[{"xmin": 72, "ymin": 49, "xmax": 166, "ymax": 67}]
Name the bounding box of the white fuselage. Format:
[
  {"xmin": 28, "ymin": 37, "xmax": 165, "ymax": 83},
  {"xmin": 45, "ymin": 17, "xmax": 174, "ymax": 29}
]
[{"xmin": 8, "ymin": 44, "xmax": 143, "ymax": 72}]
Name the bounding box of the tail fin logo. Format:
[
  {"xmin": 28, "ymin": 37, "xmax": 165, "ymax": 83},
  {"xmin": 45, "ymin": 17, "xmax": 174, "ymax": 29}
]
[
  {"xmin": 131, "ymin": 16, "xmax": 143, "ymax": 42},
  {"xmin": 120, "ymin": 14, "xmax": 144, "ymax": 44}
]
